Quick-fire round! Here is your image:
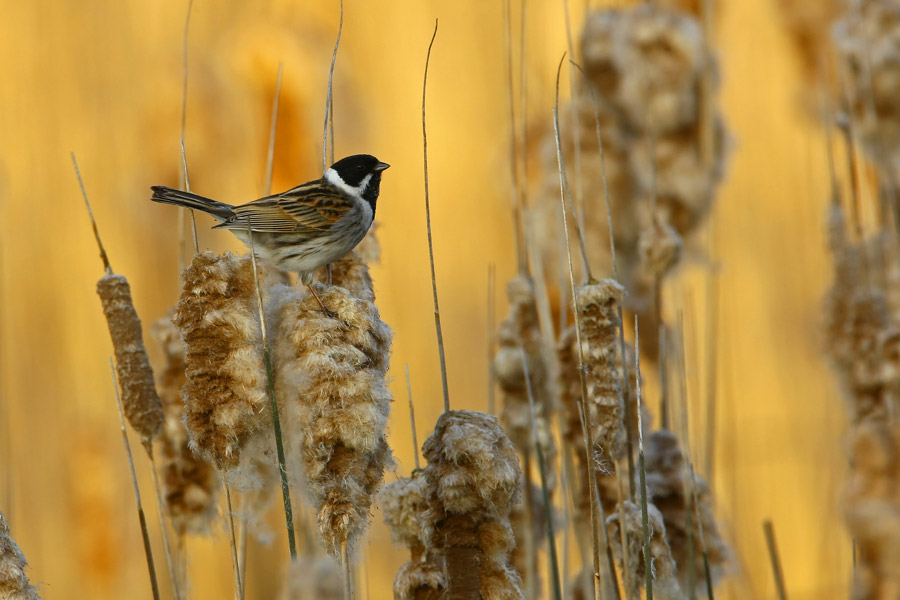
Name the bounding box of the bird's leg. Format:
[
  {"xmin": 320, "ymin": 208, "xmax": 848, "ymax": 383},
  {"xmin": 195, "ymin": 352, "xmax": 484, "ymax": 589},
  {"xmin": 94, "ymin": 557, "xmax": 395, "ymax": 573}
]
[{"xmin": 307, "ymin": 284, "xmax": 338, "ymax": 319}]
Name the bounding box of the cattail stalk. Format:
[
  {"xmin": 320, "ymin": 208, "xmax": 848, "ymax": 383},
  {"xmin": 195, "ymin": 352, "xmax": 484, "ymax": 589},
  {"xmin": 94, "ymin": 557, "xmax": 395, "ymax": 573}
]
[
  {"xmin": 110, "ymin": 359, "xmax": 160, "ymax": 600},
  {"xmin": 421, "ymin": 19, "xmax": 450, "ymax": 413}
]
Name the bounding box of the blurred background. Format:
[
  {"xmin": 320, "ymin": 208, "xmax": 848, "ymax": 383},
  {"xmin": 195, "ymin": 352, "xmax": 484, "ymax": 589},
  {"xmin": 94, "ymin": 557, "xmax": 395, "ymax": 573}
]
[{"xmin": 0, "ymin": 0, "xmax": 854, "ymax": 598}]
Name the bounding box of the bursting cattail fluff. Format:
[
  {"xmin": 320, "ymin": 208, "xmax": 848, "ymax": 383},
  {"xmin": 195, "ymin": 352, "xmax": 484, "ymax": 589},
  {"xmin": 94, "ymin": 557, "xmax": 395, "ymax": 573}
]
[
  {"xmin": 0, "ymin": 511, "xmax": 40, "ymax": 600},
  {"xmin": 420, "ymin": 410, "xmax": 525, "ymax": 600},
  {"xmin": 382, "ymin": 473, "xmax": 446, "ymax": 600},
  {"xmin": 279, "ymin": 557, "xmax": 344, "ymax": 600},
  {"xmin": 97, "ymin": 274, "xmax": 164, "ymax": 442},
  {"xmin": 270, "ymin": 282, "xmax": 393, "ymax": 555}
]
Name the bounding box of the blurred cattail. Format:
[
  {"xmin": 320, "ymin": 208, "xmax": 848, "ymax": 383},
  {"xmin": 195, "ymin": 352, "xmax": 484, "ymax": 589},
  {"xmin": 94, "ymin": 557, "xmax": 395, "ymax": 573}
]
[
  {"xmin": 0, "ymin": 510, "xmax": 40, "ymax": 600},
  {"xmin": 644, "ymin": 430, "xmax": 730, "ymax": 589},
  {"xmin": 639, "ymin": 217, "xmax": 684, "ymax": 280},
  {"xmin": 97, "ymin": 274, "xmax": 164, "ymax": 443},
  {"xmin": 270, "ymin": 282, "xmax": 393, "ymax": 555},
  {"xmin": 833, "ymin": 0, "xmax": 900, "ymax": 176},
  {"xmin": 382, "ymin": 473, "xmax": 446, "ymax": 600},
  {"xmin": 507, "ymin": 480, "xmax": 549, "ymax": 590},
  {"xmin": 532, "ymin": 2, "xmax": 727, "ymax": 352},
  {"xmin": 279, "ymin": 556, "xmax": 343, "ymax": 600},
  {"xmin": 824, "ymin": 200, "xmax": 900, "ymax": 596},
  {"xmin": 776, "ymin": 0, "xmax": 843, "ymax": 105},
  {"xmin": 843, "ymin": 421, "xmax": 900, "ymax": 597},
  {"xmin": 173, "ymin": 251, "xmax": 276, "ymax": 506},
  {"xmin": 151, "ymin": 314, "xmax": 220, "ymax": 535},
  {"xmin": 606, "ymin": 500, "xmax": 683, "ymax": 599},
  {"xmin": 420, "ymin": 410, "xmax": 524, "ymax": 600},
  {"xmin": 494, "ymin": 276, "xmax": 557, "ymax": 488}
]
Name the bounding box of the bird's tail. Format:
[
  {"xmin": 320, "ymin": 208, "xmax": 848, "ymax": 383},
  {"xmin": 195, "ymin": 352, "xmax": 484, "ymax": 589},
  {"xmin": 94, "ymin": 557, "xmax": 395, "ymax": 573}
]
[{"xmin": 150, "ymin": 186, "xmax": 235, "ymax": 222}]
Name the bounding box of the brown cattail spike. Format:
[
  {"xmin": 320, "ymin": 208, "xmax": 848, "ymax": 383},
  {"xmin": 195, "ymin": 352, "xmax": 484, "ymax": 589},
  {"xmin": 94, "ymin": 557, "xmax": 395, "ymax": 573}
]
[
  {"xmin": 98, "ymin": 274, "xmax": 164, "ymax": 443},
  {"xmin": 151, "ymin": 315, "xmax": 219, "ymax": 535},
  {"xmin": 607, "ymin": 501, "xmax": 683, "ymax": 598},
  {"xmin": 0, "ymin": 511, "xmax": 40, "ymax": 600}
]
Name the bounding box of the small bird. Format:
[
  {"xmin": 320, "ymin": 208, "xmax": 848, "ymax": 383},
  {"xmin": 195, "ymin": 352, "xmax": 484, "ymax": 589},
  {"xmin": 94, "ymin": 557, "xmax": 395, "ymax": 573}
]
[{"xmin": 151, "ymin": 154, "xmax": 389, "ymax": 312}]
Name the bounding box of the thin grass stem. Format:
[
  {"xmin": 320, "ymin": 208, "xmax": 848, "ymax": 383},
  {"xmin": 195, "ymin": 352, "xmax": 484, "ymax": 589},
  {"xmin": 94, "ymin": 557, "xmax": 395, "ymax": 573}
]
[
  {"xmin": 421, "ymin": 20, "xmax": 450, "ymax": 413},
  {"xmin": 179, "ymin": 0, "xmax": 199, "ymax": 254},
  {"xmin": 246, "ymin": 225, "xmax": 297, "ymax": 558},
  {"xmin": 146, "ymin": 450, "xmax": 182, "ymax": 600},
  {"xmin": 71, "ymin": 154, "xmax": 112, "ymax": 274},
  {"xmin": 224, "ymin": 483, "xmax": 244, "ymax": 600},
  {"xmin": 265, "ymin": 62, "xmax": 284, "ymax": 196},
  {"xmin": 504, "ymin": 0, "xmax": 526, "ymax": 275},
  {"xmin": 763, "ymin": 520, "xmax": 788, "ymax": 600},
  {"xmin": 323, "ymin": 0, "xmax": 344, "ymax": 174},
  {"xmin": 487, "ymin": 263, "xmax": 497, "ymax": 415},
  {"xmin": 552, "ymin": 53, "xmax": 602, "ymax": 600},
  {"xmin": 634, "ymin": 317, "xmax": 652, "ymax": 600},
  {"xmin": 405, "ymin": 364, "xmax": 420, "ymax": 471},
  {"xmin": 342, "ymin": 539, "xmax": 353, "ymax": 600},
  {"xmin": 110, "ymin": 359, "xmax": 160, "ymax": 600}
]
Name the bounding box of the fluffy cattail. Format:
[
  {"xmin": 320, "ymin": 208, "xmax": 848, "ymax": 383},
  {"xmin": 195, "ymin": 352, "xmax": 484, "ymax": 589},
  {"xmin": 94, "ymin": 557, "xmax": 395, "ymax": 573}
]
[
  {"xmin": 0, "ymin": 510, "xmax": 40, "ymax": 599},
  {"xmin": 644, "ymin": 430, "xmax": 730, "ymax": 589},
  {"xmin": 494, "ymin": 277, "xmax": 557, "ymax": 488},
  {"xmin": 833, "ymin": 0, "xmax": 900, "ymax": 175},
  {"xmin": 173, "ymin": 252, "xmax": 270, "ymax": 471},
  {"xmin": 639, "ymin": 218, "xmax": 684, "ymax": 280},
  {"xmin": 279, "ymin": 556, "xmax": 343, "ymax": 600},
  {"xmin": 382, "ymin": 474, "xmax": 446, "ymax": 600},
  {"xmin": 270, "ymin": 283, "xmax": 393, "ymax": 555},
  {"xmin": 421, "ymin": 410, "xmax": 524, "ymax": 600},
  {"xmin": 97, "ymin": 274, "xmax": 164, "ymax": 442},
  {"xmin": 606, "ymin": 501, "xmax": 683, "ymax": 599},
  {"xmin": 151, "ymin": 314, "xmax": 219, "ymax": 535}
]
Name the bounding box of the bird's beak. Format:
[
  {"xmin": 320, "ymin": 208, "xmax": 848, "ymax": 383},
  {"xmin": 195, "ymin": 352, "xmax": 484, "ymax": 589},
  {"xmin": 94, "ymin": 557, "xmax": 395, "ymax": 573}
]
[{"xmin": 374, "ymin": 161, "xmax": 390, "ymax": 172}]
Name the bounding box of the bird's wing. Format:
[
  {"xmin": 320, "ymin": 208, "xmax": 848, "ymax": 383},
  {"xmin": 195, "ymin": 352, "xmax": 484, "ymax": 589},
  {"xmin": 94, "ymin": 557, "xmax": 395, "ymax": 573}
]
[{"xmin": 216, "ymin": 181, "xmax": 351, "ymax": 234}]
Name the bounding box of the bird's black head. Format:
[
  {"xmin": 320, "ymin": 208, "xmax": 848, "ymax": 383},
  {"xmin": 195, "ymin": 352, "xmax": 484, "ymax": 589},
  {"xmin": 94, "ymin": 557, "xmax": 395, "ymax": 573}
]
[{"xmin": 328, "ymin": 154, "xmax": 390, "ymax": 211}]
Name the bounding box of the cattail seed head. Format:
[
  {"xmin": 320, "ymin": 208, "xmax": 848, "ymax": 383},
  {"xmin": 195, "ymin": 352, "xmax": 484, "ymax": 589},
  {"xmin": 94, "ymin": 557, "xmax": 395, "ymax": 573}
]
[
  {"xmin": 644, "ymin": 430, "xmax": 730, "ymax": 588},
  {"xmin": 606, "ymin": 500, "xmax": 683, "ymax": 599},
  {"xmin": 0, "ymin": 510, "xmax": 40, "ymax": 599},
  {"xmin": 270, "ymin": 282, "xmax": 393, "ymax": 555},
  {"xmin": 173, "ymin": 252, "xmax": 269, "ymax": 470},
  {"xmin": 421, "ymin": 410, "xmax": 525, "ymax": 600},
  {"xmin": 279, "ymin": 557, "xmax": 343, "ymax": 600},
  {"xmin": 151, "ymin": 314, "xmax": 219, "ymax": 535},
  {"xmin": 639, "ymin": 218, "xmax": 684, "ymax": 279},
  {"xmin": 97, "ymin": 273, "xmax": 164, "ymax": 442},
  {"xmin": 494, "ymin": 276, "xmax": 557, "ymax": 491}
]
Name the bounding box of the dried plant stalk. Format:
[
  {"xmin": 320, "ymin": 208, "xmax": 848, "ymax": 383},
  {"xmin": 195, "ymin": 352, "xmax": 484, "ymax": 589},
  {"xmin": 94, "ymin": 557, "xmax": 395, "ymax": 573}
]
[
  {"xmin": 151, "ymin": 314, "xmax": 219, "ymax": 535},
  {"xmin": 270, "ymin": 282, "xmax": 393, "ymax": 555},
  {"xmin": 421, "ymin": 410, "xmax": 525, "ymax": 600},
  {"xmin": 0, "ymin": 510, "xmax": 40, "ymax": 600},
  {"xmin": 173, "ymin": 252, "xmax": 270, "ymax": 471},
  {"xmin": 643, "ymin": 430, "xmax": 730, "ymax": 590},
  {"xmin": 607, "ymin": 501, "xmax": 682, "ymax": 599},
  {"xmin": 279, "ymin": 556, "xmax": 343, "ymax": 600},
  {"xmin": 382, "ymin": 473, "xmax": 446, "ymax": 600},
  {"xmin": 97, "ymin": 274, "xmax": 164, "ymax": 442}
]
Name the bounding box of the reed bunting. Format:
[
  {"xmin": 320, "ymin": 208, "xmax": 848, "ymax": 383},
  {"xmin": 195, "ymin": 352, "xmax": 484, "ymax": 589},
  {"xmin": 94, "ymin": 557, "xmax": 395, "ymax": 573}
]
[{"xmin": 151, "ymin": 154, "xmax": 389, "ymax": 311}]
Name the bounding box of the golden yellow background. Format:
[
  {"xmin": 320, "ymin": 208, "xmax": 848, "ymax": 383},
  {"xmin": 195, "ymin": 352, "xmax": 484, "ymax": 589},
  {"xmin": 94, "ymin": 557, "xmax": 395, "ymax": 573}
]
[{"xmin": 0, "ymin": 0, "xmax": 850, "ymax": 598}]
